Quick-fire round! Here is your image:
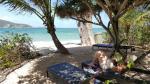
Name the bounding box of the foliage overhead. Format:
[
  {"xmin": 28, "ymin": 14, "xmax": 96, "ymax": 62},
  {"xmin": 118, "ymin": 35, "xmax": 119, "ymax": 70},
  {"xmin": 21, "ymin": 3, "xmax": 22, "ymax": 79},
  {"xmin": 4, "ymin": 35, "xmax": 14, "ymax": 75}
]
[
  {"xmin": 56, "ymin": 0, "xmax": 102, "ymax": 18},
  {"xmin": 104, "ymin": 5, "xmax": 150, "ymax": 48}
]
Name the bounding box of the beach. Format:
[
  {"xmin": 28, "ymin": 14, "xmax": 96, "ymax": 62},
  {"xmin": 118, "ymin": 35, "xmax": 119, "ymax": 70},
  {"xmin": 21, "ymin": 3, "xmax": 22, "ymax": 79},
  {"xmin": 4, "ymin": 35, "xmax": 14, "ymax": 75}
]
[
  {"xmin": 1, "ymin": 44, "xmax": 149, "ymax": 84},
  {"xmin": 1, "ymin": 44, "xmax": 95, "ymax": 84},
  {"xmin": 0, "ymin": 28, "xmax": 93, "ymax": 84},
  {"xmin": 1, "ymin": 28, "xmax": 149, "ymax": 84},
  {"xmin": 0, "ymin": 1, "xmax": 149, "ymax": 83},
  {"xmin": 1, "ymin": 40, "xmax": 150, "ymax": 84},
  {"xmin": 32, "ymin": 40, "xmax": 81, "ymax": 50},
  {"xmin": 0, "ymin": 28, "xmax": 79, "ymax": 83}
]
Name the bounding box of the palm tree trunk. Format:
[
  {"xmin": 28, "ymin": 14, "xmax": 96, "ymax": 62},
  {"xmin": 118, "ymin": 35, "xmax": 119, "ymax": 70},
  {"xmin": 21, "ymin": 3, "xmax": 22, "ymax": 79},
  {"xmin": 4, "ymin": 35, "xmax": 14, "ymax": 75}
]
[
  {"xmin": 47, "ymin": 22, "xmax": 70, "ymax": 54},
  {"xmin": 49, "ymin": 30, "xmax": 70, "ymax": 54},
  {"xmin": 77, "ymin": 12, "xmax": 95, "ymax": 46}
]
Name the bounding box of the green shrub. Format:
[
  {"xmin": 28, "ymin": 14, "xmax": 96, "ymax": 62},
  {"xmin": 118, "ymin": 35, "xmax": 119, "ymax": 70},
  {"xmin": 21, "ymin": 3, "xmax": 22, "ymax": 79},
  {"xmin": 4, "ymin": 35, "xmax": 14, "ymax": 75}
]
[{"xmin": 0, "ymin": 32, "xmax": 36, "ymax": 70}]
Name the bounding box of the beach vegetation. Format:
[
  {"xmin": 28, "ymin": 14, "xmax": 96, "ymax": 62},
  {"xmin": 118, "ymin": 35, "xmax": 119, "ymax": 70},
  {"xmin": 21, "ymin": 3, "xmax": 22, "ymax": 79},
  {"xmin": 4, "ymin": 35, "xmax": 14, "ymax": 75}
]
[
  {"xmin": 0, "ymin": 32, "xmax": 36, "ymax": 69},
  {"xmin": 0, "ymin": 0, "xmax": 70, "ymax": 54},
  {"xmin": 127, "ymin": 58, "xmax": 135, "ymax": 69},
  {"xmin": 119, "ymin": 7, "xmax": 150, "ymax": 47},
  {"xmin": 104, "ymin": 7, "xmax": 150, "ymax": 49}
]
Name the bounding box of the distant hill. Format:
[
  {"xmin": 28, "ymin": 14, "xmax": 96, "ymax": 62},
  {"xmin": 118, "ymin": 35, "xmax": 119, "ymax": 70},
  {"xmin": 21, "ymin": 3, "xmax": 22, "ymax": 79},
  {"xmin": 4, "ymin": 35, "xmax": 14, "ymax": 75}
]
[{"xmin": 0, "ymin": 19, "xmax": 32, "ymax": 28}]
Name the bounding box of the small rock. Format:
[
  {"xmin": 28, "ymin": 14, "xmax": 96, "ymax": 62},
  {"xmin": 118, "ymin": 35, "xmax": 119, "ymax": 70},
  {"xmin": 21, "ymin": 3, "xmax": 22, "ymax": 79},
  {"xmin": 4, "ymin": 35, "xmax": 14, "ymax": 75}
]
[
  {"xmin": 38, "ymin": 48, "xmax": 52, "ymax": 55},
  {"xmin": 148, "ymin": 54, "xmax": 150, "ymax": 57}
]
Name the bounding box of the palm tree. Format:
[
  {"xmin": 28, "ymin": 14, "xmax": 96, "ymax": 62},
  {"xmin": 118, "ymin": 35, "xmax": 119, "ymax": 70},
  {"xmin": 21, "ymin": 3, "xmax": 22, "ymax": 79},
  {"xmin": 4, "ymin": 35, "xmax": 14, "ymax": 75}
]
[
  {"xmin": 56, "ymin": 0, "xmax": 101, "ymax": 46},
  {"xmin": 132, "ymin": 8, "xmax": 150, "ymax": 46},
  {"xmin": 0, "ymin": 0, "xmax": 70, "ymax": 54},
  {"xmin": 119, "ymin": 9, "xmax": 142, "ymax": 44}
]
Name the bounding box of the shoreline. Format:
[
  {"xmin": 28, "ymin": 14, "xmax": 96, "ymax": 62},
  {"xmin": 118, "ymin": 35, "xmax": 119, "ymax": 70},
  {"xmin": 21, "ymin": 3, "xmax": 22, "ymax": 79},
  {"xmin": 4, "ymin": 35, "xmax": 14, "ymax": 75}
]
[{"xmin": 32, "ymin": 40, "xmax": 81, "ymax": 50}]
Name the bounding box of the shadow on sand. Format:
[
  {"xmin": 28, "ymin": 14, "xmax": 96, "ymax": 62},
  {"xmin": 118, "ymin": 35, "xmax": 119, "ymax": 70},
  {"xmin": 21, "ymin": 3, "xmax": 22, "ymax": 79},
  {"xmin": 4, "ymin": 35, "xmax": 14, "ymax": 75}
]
[
  {"xmin": 17, "ymin": 46, "xmax": 150, "ymax": 84},
  {"xmin": 18, "ymin": 46, "xmax": 95, "ymax": 84}
]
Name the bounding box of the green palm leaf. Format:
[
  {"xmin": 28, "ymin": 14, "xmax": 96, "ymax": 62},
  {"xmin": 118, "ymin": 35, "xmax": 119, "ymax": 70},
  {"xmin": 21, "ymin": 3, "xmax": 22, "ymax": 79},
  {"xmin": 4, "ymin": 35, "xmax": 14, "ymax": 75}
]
[
  {"xmin": 0, "ymin": 0, "xmax": 35, "ymax": 13},
  {"xmin": 135, "ymin": 11, "xmax": 150, "ymax": 26}
]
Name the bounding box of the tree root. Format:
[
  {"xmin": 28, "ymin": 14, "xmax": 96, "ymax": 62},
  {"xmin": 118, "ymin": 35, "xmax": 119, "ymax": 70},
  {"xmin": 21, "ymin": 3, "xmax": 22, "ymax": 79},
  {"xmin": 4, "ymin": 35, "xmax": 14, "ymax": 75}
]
[
  {"xmin": 134, "ymin": 50, "xmax": 150, "ymax": 64},
  {"xmin": 130, "ymin": 68, "xmax": 150, "ymax": 74},
  {"xmin": 96, "ymin": 72, "xmax": 150, "ymax": 84}
]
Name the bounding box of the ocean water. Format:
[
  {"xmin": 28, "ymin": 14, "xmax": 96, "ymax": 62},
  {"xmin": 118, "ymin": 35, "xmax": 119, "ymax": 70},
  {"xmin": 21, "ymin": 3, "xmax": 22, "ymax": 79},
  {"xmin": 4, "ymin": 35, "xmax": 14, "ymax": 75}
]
[{"xmin": 0, "ymin": 28, "xmax": 104, "ymax": 42}]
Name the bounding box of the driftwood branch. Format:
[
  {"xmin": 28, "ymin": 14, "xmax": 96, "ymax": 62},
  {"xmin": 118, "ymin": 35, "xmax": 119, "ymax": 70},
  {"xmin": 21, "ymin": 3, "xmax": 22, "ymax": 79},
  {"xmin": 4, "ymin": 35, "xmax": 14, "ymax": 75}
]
[
  {"xmin": 134, "ymin": 50, "xmax": 150, "ymax": 64},
  {"xmin": 96, "ymin": 72, "xmax": 150, "ymax": 84},
  {"xmin": 122, "ymin": 50, "xmax": 150, "ymax": 74},
  {"xmin": 130, "ymin": 68, "xmax": 150, "ymax": 74}
]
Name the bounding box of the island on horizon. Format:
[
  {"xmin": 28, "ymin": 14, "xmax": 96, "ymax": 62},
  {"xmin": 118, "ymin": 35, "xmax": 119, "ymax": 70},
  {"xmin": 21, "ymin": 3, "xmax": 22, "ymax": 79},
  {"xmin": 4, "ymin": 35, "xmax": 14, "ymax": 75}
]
[{"xmin": 0, "ymin": 19, "xmax": 32, "ymax": 28}]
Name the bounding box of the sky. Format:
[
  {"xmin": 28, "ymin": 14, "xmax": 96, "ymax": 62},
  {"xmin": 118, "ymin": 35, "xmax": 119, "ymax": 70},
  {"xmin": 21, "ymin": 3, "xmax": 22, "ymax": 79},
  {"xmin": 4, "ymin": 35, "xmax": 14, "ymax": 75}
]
[{"xmin": 0, "ymin": 4, "xmax": 109, "ymax": 28}]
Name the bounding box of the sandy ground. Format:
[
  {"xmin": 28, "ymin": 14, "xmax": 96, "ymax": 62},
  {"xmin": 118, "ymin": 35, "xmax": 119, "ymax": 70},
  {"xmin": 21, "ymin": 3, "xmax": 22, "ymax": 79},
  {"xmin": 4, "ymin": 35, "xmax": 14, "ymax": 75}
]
[
  {"xmin": 1, "ymin": 44, "xmax": 95, "ymax": 84},
  {"xmin": 1, "ymin": 43, "xmax": 150, "ymax": 84}
]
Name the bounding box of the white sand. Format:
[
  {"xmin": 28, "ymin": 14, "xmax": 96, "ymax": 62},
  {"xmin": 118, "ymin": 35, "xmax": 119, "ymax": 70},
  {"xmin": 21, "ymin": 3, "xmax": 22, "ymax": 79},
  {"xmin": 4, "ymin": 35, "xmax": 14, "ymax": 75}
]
[
  {"xmin": 1, "ymin": 60, "xmax": 37, "ymax": 84},
  {"xmin": 32, "ymin": 40, "xmax": 81, "ymax": 49},
  {"xmin": 1, "ymin": 41, "xmax": 92, "ymax": 84}
]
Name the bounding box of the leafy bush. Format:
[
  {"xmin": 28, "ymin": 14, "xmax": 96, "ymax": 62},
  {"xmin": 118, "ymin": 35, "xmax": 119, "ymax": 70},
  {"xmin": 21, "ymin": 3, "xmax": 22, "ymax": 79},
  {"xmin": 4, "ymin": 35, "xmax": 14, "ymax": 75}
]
[
  {"xmin": 127, "ymin": 58, "xmax": 135, "ymax": 69},
  {"xmin": 0, "ymin": 32, "xmax": 36, "ymax": 70}
]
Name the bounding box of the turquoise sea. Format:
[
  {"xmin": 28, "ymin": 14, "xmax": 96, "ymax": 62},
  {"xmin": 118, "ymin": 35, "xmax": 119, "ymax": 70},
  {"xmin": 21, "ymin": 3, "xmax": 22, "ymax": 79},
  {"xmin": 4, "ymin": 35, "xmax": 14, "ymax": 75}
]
[{"xmin": 0, "ymin": 28, "xmax": 104, "ymax": 42}]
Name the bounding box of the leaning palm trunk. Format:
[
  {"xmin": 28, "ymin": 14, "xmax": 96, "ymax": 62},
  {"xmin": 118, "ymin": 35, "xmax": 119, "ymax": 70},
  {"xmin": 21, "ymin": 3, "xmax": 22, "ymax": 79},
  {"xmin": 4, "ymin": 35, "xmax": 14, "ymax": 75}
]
[
  {"xmin": 77, "ymin": 12, "xmax": 95, "ymax": 46},
  {"xmin": 49, "ymin": 31, "xmax": 69, "ymax": 54},
  {"xmin": 47, "ymin": 26, "xmax": 69, "ymax": 54}
]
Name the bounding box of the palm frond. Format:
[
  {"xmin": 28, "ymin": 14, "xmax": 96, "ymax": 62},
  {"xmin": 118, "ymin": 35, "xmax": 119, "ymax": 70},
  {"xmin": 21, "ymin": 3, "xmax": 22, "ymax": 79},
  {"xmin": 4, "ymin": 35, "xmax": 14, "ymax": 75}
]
[
  {"xmin": 135, "ymin": 11, "xmax": 150, "ymax": 26},
  {"xmin": 0, "ymin": 0, "xmax": 46, "ymax": 23},
  {"xmin": 0, "ymin": 0, "xmax": 35, "ymax": 13}
]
